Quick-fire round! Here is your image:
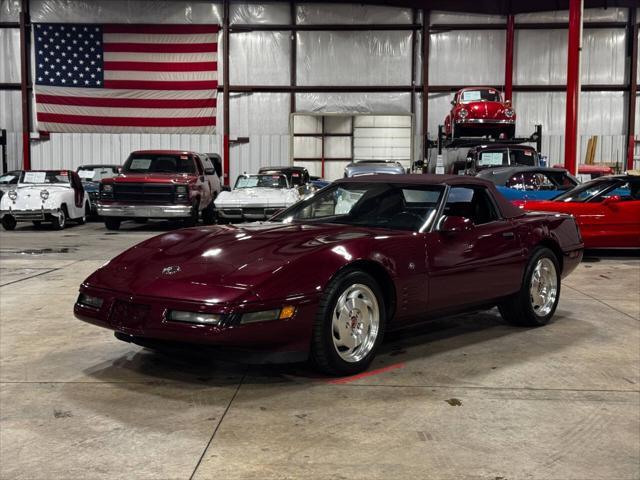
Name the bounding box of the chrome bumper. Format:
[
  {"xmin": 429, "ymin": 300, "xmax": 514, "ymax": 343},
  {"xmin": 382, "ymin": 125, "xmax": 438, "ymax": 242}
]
[
  {"xmin": 0, "ymin": 207, "xmax": 60, "ymax": 221},
  {"xmin": 456, "ymin": 119, "xmax": 515, "ymax": 125},
  {"xmin": 97, "ymin": 203, "xmax": 191, "ymax": 218},
  {"xmin": 218, "ymin": 206, "xmax": 283, "ymax": 221}
]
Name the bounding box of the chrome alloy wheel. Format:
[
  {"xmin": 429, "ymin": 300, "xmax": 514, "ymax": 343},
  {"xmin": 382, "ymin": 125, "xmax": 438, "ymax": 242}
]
[
  {"xmin": 529, "ymin": 257, "xmax": 558, "ymax": 317},
  {"xmin": 331, "ymin": 283, "xmax": 380, "ymax": 363}
]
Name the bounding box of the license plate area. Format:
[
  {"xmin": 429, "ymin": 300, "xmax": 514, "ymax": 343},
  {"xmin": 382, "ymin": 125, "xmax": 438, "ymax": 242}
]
[{"xmin": 109, "ymin": 299, "xmax": 150, "ymax": 334}]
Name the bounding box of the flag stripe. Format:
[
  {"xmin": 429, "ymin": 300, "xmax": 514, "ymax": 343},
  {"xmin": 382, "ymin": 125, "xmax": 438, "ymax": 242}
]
[
  {"xmin": 35, "ymin": 85, "xmax": 216, "ymax": 99},
  {"xmin": 103, "ymin": 42, "xmax": 217, "ymax": 53},
  {"xmin": 36, "ymin": 93, "xmax": 217, "ymax": 109},
  {"xmin": 103, "ymin": 24, "xmax": 219, "ymax": 34},
  {"xmin": 104, "ymin": 33, "xmax": 217, "ymax": 44},
  {"xmin": 104, "ymin": 52, "xmax": 217, "ymax": 62},
  {"xmin": 37, "ymin": 123, "xmax": 216, "ymax": 134},
  {"xmin": 103, "ymin": 80, "xmax": 218, "ymax": 90},
  {"xmin": 37, "ymin": 113, "xmax": 216, "ymax": 127},
  {"xmin": 103, "ymin": 61, "xmax": 217, "ymax": 72},
  {"xmin": 38, "ymin": 103, "xmax": 215, "ymax": 118},
  {"xmin": 104, "ymin": 70, "xmax": 217, "ymax": 81}
]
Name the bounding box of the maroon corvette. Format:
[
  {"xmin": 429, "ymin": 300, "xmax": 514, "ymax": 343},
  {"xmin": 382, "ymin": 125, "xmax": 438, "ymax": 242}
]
[{"xmin": 75, "ymin": 175, "xmax": 583, "ymax": 375}]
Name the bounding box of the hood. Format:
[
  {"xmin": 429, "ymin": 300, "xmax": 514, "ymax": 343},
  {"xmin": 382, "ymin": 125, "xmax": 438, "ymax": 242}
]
[
  {"xmin": 215, "ymin": 188, "xmax": 299, "ymax": 207},
  {"xmin": 459, "ymin": 101, "xmax": 505, "ymax": 119},
  {"xmin": 84, "ymin": 222, "xmax": 405, "ymax": 304},
  {"xmin": 1, "ymin": 184, "xmax": 71, "ymax": 210},
  {"xmin": 105, "ymin": 172, "xmax": 196, "ymax": 184}
]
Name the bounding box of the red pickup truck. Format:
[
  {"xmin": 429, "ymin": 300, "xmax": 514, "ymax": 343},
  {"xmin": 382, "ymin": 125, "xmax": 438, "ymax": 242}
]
[{"xmin": 98, "ymin": 150, "xmax": 222, "ymax": 230}]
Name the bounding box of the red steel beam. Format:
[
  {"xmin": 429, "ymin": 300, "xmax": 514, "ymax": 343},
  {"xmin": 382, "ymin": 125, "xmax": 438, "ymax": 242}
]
[
  {"xmin": 504, "ymin": 15, "xmax": 515, "ymax": 101},
  {"xmin": 627, "ymin": 8, "xmax": 638, "ymax": 170},
  {"xmin": 19, "ymin": 0, "xmax": 31, "ymax": 170},
  {"xmin": 563, "ymin": 0, "xmax": 583, "ymax": 175},
  {"xmin": 222, "ymin": 0, "xmax": 230, "ymax": 186}
]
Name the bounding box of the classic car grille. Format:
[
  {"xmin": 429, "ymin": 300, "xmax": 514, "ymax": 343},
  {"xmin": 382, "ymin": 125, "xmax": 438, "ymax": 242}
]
[
  {"xmin": 243, "ymin": 208, "xmax": 266, "ymax": 216},
  {"xmin": 109, "ymin": 300, "xmax": 150, "ymax": 333},
  {"xmin": 113, "ymin": 183, "xmax": 175, "ymax": 203}
]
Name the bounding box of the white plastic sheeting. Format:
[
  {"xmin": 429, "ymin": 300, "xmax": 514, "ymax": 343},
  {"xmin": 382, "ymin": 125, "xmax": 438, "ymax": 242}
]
[
  {"xmin": 29, "ymin": 0, "xmax": 222, "ymax": 23},
  {"xmin": 430, "ymin": 11, "xmax": 503, "ymax": 24},
  {"xmin": 230, "ymin": 32, "xmax": 290, "ymax": 85},
  {"xmin": 429, "ymin": 30, "xmax": 505, "ymax": 85},
  {"xmin": 0, "ymin": 0, "xmax": 19, "ymax": 21},
  {"xmin": 230, "ymin": 2, "xmax": 290, "ymax": 24},
  {"xmin": 0, "ymin": 91, "xmax": 22, "ymax": 171},
  {"xmin": 515, "ymin": 29, "xmax": 626, "ymax": 85},
  {"xmin": 297, "ymin": 31, "xmax": 412, "ymax": 86},
  {"xmin": 296, "ymin": 92, "xmax": 411, "ymax": 113},
  {"xmin": 296, "ymin": 3, "xmax": 412, "ymax": 25},
  {"xmin": 516, "ymin": 7, "xmax": 627, "ymax": 23},
  {"xmin": 0, "ymin": 29, "xmax": 20, "ymax": 83}
]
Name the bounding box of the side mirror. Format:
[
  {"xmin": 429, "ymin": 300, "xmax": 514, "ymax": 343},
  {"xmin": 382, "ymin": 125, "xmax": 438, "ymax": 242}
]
[
  {"xmin": 438, "ymin": 215, "xmax": 474, "ymax": 234},
  {"xmin": 450, "ymin": 100, "xmax": 456, "ymax": 106},
  {"xmin": 204, "ymin": 168, "xmax": 215, "ymax": 175},
  {"xmin": 602, "ymin": 195, "xmax": 621, "ymax": 206}
]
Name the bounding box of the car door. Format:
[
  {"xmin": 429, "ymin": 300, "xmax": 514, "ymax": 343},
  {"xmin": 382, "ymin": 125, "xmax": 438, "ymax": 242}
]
[
  {"xmin": 193, "ymin": 155, "xmax": 211, "ymax": 209},
  {"xmin": 69, "ymin": 172, "xmax": 85, "ymax": 213},
  {"xmin": 425, "ymin": 185, "xmax": 525, "ymax": 312},
  {"xmin": 202, "ymin": 156, "xmax": 221, "ymax": 197}
]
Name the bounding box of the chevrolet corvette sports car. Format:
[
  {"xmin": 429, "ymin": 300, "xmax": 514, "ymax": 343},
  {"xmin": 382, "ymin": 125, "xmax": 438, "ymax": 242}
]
[
  {"xmin": 75, "ymin": 175, "xmax": 583, "ymax": 375},
  {"xmin": 477, "ymin": 166, "xmax": 579, "ymax": 202},
  {"xmin": 517, "ymin": 174, "xmax": 640, "ymax": 249}
]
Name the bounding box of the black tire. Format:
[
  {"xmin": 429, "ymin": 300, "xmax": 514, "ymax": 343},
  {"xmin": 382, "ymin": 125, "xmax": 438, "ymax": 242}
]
[
  {"xmin": 76, "ymin": 203, "xmax": 90, "ymax": 225},
  {"xmin": 32, "ymin": 221, "xmax": 42, "ymax": 228},
  {"xmin": 310, "ymin": 270, "xmax": 387, "ymax": 376},
  {"xmin": 499, "ymin": 247, "xmax": 561, "ymax": 327},
  {"xmin": 183, "ymin": 200, "xmax": 199, "ymax": 227},
  {"xmin": 133, "ymin": 218, "xmax": 148, "ymax": 224},
  {"xmin": 2, "ymin": 216, "xmax": 17, "ymax": 231},
  {"xmin": 104, "ymin": 217, "xmax": 121, "ymax": 231},
  {"xmin": 52, "ymin": 206, "xmax": 67, "ymax": 230},
  {"xmin": 202, "ymin": 195, "xmax": 217, "ymax": 225}
]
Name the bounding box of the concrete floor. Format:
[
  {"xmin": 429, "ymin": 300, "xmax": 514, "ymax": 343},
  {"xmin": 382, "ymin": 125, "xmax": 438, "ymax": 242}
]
[{"xmin": 0, "ymin": 220, "xmax": 638, "ymax": 480}]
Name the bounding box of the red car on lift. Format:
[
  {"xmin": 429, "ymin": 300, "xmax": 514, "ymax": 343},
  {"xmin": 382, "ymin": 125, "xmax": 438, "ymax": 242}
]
[
  {"xmin": 444, "ymin": 87, "xmax": 516, "ymax": 139},
  {"xmin": 516, "ymin": 175, "xmax": 640, "ymax": 249},
  {"xmin": 75, "ymin": 175, "xmax": 583, "ymax": 376}
]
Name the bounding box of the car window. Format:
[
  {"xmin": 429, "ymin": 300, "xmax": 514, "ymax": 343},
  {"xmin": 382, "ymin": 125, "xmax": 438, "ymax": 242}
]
[
  {"xmin": 509, "ymin": 149, "xmax": 537, "ymax": 166},
  {"xmin": 273, "ymin": 182, "xmax": 444, "ymax": 232},
  {"xmin": 442, "ymin": 187, "xmax": 499, "ymax": 225},
  {"xmin": 20, "ymin": 171, "xmax": 70, "ymax": 185},
  {"xmin": 507, "ymin": 172, "xmax": 557, "ymax": 191},
  {"xmin": 460, "ymin": 89, "xmax": 500, "ymax": 103},
  {"xmin": 554, "ymin": 179, "xmax": 616, "ymax": 203},
  {"xmin": 597, "ymin": 181, "xmax": 639, "ymax": 202},
  {"xmin": 477, "ymin": 151, "xmax": 507, "ymax": 167},
  {"xmin": 123, "ymin": 154, "xmax": 196, "ymax": 174},
  {"xmin": 78, "ymin": 167, "xmax": 117, "ymax": 182},
  {"xmin": 0, "ymin": 172, "xmax": 19, "ymax": 184},
  {"xmin": 235, "ymin": 175, "xmax": 288, "ymax": 189}
]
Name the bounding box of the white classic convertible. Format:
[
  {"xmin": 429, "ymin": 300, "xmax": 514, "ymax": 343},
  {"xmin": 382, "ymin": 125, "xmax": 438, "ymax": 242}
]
[
  {"xmin": 215, "ymin": 173, "xmax": 302, "ymax": 221},
  {"xmin": 0, "ymin": 170, "xmax": 90, "ymax": 230}
]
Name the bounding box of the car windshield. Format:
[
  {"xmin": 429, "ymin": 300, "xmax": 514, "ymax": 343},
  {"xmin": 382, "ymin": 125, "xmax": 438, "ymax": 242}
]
[
  {"xmin": 477, "ymin": 151, "xmax": 508, "ymax": 167},
  {"xmin": 510, "ymin": 149, "xmax": 537, "ymax": 166},
  {"xmin": 78, "ymin": 167, "xmax": 118, "ymax": 182},
  {"xmin": 19, "ymin": 171, "xmax": 70, "ymax": 185},
  {"xmin": 460, "ymin": 89, "xmax": 501, "ymax": 103},
  {"xmin": 235, "ymin": 174, "xmax": 288, "ymax": 189},
  {"xmin": 123, "ymin": 154, "xmax": 196, "ymax": 174},
  {"xmin": 0, "ymin": 172, "xmax": 20, "ymax": 184},
  {"xmin": 553, "ymin": 179, "xmax": 617, "ymax": 202},
  {"xmin": 272, "ymin": 182, "xmax": 444, "ymax": 232}
]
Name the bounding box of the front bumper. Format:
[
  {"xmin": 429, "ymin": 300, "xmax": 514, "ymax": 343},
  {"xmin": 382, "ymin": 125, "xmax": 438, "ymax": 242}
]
[
  {"xmin": 0, "ymin": 207, "xmax": 61, "ymax": 222},
  {"xmin": 74, "ymin": 285, "xmax": 318, "ymax": 360},
  {"xmin": 218, "ymin": 206, "xmax": 284, "ymax": 221},
  {"xmin": 97, "ymin": 202, "xmax": 191, "ymax": 218},
  {"xmin": 455, "ymin": 118, "xmax": 515, "ymax": 125}
]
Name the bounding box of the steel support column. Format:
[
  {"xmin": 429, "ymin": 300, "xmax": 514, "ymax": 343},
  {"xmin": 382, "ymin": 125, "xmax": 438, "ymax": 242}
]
[
  {"xmin": 504, "ymin": 15, "xmax": 515, "ymax": 101},
  {"xmin": 222, "ymin": 0, "xmax": 230, "ymax": 186},
  {"xmin": 563, "ymin": 0, "xmax": 583, "ymax": 175},
  {"xmin": 19, "ymin": 0, "xmax": 31, "ymax": 171},
  {"xmin": 421, "ymin": 9, "xmax": 430, "ymax": 171},
  {"xmin": 626, "ymin": 8, "xmax": 638, "ymax": 170}
]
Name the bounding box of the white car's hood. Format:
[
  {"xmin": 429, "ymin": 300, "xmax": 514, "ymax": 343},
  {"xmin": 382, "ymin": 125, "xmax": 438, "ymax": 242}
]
[
  {"xmin": 215, "ymin": 187, "xmax": 300, "ymax": 208},
  {"xmin": 1, "ymin": 184, "xmax": 71, "ymax": 211}
]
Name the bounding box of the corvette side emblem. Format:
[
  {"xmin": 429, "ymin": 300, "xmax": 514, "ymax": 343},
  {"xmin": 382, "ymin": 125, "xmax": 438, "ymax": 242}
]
[{"xmin": 162, "ymin": 266, "xmax": 181, "ymax": 276}]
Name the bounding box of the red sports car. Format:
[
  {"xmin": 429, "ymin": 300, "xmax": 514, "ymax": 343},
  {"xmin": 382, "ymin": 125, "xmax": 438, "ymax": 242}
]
[
  {"xmin": 75, "ymin": 175, "xmax": 583, "ymax": 375},
  {"xmin": 444, "ymin": 87, "xmax": 516, "ymax": 139},
  {"xmin": 517, "ymin": 175, "xmax": 640, "ymax": 249}
]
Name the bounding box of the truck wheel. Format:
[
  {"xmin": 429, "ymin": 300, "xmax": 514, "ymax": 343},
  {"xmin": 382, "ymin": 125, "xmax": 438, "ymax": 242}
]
[
  {"xmin": 52, "ymin": 207, "xmax": 67, "ymax": 230},
  {"xmin": 499, "ymin": 247, "xmax": 560, "ymax": 327},
  {"xmin": 105, "ymin": 218, "xmax": 121, "ymax": 231},
  {"xmin": 2, "ymin": 216, "xmax": 17, "ymax": 231},
  {"xmin": 202, "ymin": 197, "xmax": 217, "ymax": 225},
  {"xmin": 310, "ymin": 270, "xmax": 386, "ymax": 376},
  {"xmin": 183, "ymin": 201, "xmax": 199, "ymax": 227}
]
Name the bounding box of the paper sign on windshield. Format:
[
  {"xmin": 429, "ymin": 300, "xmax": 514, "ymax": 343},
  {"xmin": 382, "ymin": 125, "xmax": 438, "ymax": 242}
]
[
  {"xmin": 130, "ymin": 159, "xmax": 152, "ymax": 170},
  {"xmin": 479, "ymin": 152, "xmax": 504, "ymax": 166},
  {"xmin": 22, "ymin": 172, "xmax": 46, "ymax": 183},
  {"xmin": 78, "ymin": 170, "xmax": 96, "ymax": 180}
]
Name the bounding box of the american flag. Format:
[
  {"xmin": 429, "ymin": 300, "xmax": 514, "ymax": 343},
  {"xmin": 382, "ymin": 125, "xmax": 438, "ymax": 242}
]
[{"xmin": 33, "ymin": 23, "xmax": 218, "ymax": 134}]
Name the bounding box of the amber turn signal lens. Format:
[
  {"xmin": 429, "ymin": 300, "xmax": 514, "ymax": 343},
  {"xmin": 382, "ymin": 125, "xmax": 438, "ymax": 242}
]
[{"xmin": 279, "ymin": 305, "xmax": 296, "ymax": 320}]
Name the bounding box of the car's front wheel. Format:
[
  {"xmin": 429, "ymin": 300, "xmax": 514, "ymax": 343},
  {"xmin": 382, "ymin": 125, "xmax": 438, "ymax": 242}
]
[
  {"xmin": 310, "ymin": 270, "xmax": 386, "ymax": 376},
  {"xmin": 104, "ymin": 217, "xmax": 121, "ymax": 231},
  {"xmin": 51, "ymin": 207, "xmax": 67, "ymax": 230},
  {"xmin": 499, "ymin": 247, "xmax": 560, "ymax": 327},
  {"xmin": 202, "ymin": 196, "xmax": 217, "ymax": 225},
  {"xmin": 2, "ymin": 216, "xmax": 17, "ymax": 231}
]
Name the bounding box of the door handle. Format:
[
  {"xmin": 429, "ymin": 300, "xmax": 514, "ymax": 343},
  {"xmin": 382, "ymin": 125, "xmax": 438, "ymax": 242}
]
[{"xmin": 502, "ymin": 231, "xmax": 515, "ymax": 239}]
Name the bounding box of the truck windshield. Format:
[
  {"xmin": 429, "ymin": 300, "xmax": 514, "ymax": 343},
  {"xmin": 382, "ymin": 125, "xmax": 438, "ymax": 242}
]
[{"xmin": 123, "ymin": 154, "xmax": 196, "ymax": 174}]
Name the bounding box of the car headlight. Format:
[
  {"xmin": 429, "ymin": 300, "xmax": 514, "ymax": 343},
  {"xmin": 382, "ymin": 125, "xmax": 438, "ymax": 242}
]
[
  {"xmin": 504, "ymin": 108, "xmax": 515, "ymax": 118},
  {"xmin": 176, "ymin": 185, "xmax": 188, "ymax": 195},
  {"xmin": 40, "ymin": 189, "xmax": 49, "ymax": 200},
  {"xmin": 458, "ymin": 109, "xmax": 468, "ymax": 119},
  {"xmin": 167, "ymin": 310, "xmax": 221, "ymax": 325},
  {"xmin": 77, "ymin": 293, "xmax": 104, "ymax": 309},
  {"xmin": 240, "ymin": 305, "xmax": 296, "ymax": 325},
  {"xmin": 8, "ymin": 190, "xmax": 17, "ymax": 200}
]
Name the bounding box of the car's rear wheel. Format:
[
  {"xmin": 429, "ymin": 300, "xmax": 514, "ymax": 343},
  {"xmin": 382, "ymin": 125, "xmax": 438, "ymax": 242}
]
[
  {"xmin": 76, "ymin": 203, "xmax": 90, "ymax": 225},
  {"xmin": 183, "ymin": 200, "xmax": 199, "ymax": 227},
  {"xmin": 32, "ymin": 221, "xmax": 42, "ymax": 228},
  {"xmin": 105, "ymin": 217, "xmax": 121, "ymax": 231},
  {"xmin": 310, "ymin": 270, "xmax": 386, "ymax": 376},
  {"xmin": 499, "ymin": 247, "xmax": 560, "ymax": 327},
  {"xmin": 2, "ymin": 216, "xmax": 16, "ymax": 231},
  {"xmin": 202, "ymin": 195, "xmax": 217, "ymax": 225},
  {"xmin": 52, "ymin": 207, "xmax": 67, "ymax": 230}
]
